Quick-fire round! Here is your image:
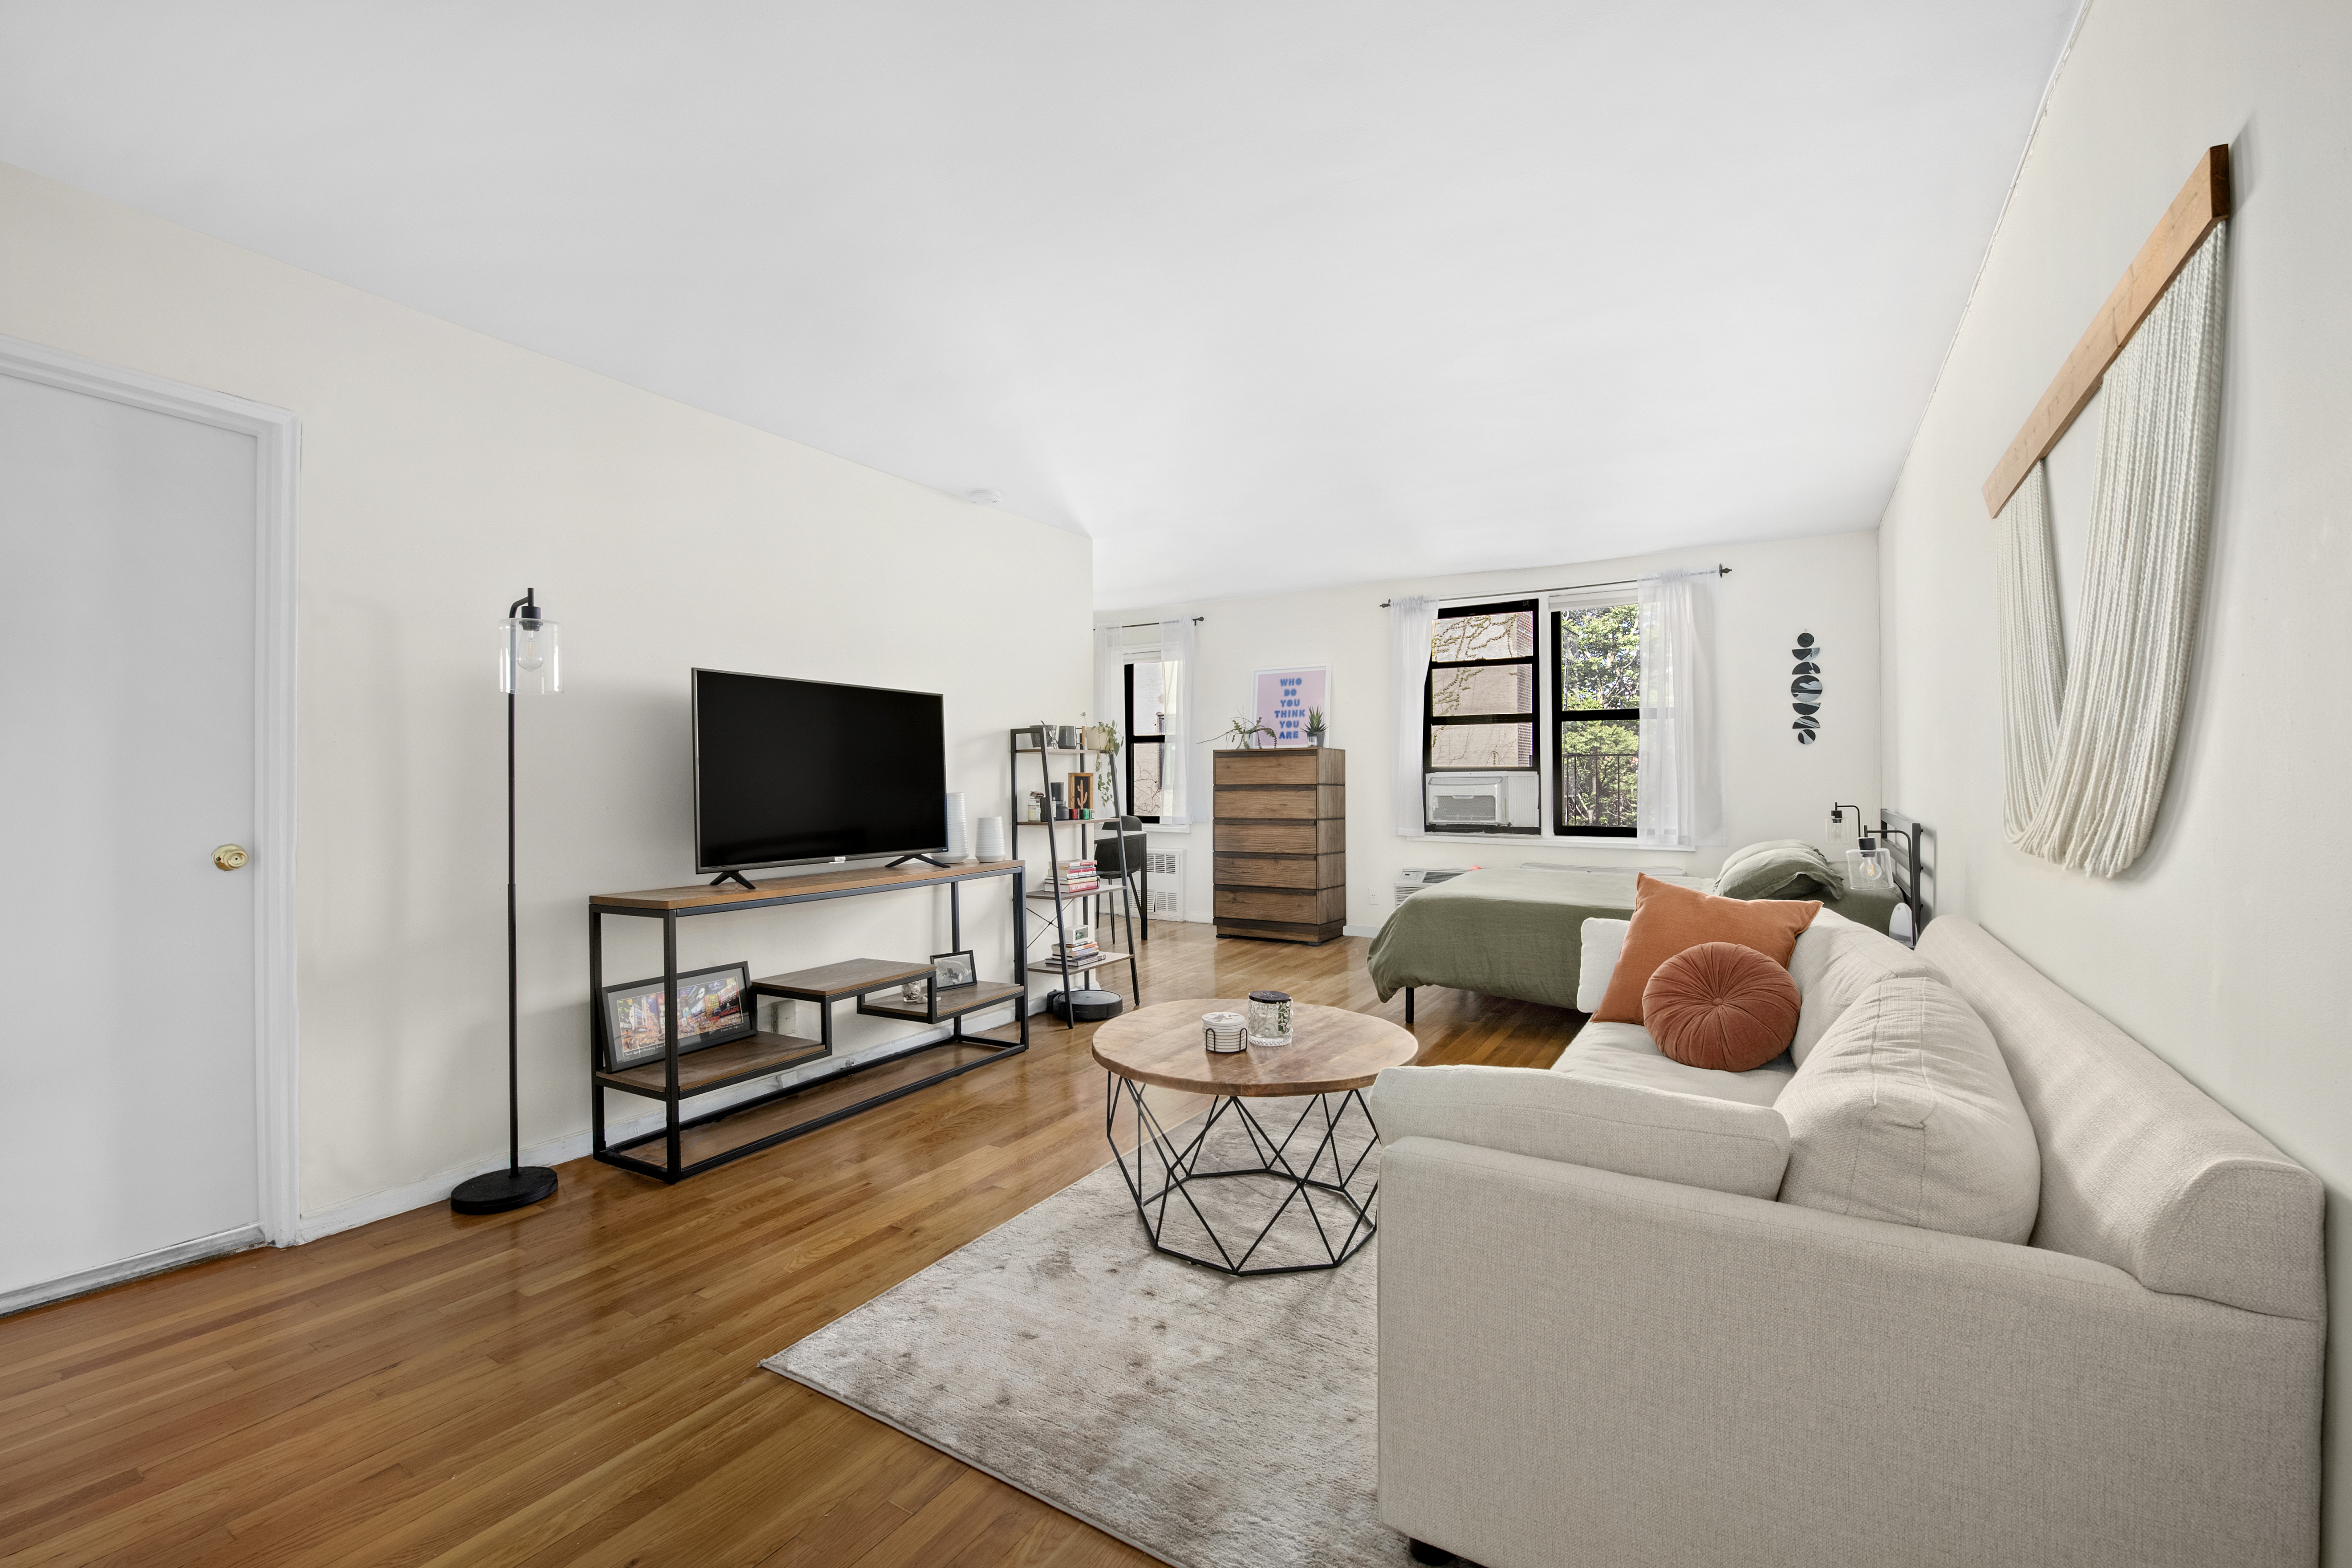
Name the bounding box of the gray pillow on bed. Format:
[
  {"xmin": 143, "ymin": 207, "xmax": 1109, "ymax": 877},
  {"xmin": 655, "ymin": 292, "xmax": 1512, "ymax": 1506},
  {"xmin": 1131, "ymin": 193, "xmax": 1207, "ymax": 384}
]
[{"xmin": 1715, "ymin": 839, "xmax": 1846, "ymax": 902}]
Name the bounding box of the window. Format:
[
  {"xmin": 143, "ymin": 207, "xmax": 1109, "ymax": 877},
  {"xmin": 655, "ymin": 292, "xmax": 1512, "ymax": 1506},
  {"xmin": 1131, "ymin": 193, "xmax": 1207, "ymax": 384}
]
[
  {"xmin": 1551, "ymin": 602, "xmax": 1640, "ymax": 836},
  {"xmin": 1424, "ymin": 599, "xmax": 1539, "ymax": 834},
  {"xmin": 1124, "ymin": 658, "xmax": 1165, "ymax": 822}
]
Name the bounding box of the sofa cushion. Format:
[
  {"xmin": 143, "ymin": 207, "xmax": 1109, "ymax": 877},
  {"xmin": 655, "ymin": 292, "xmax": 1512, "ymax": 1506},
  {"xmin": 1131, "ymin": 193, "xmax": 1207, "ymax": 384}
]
[
  {"xmin": 1576, "ymin": 917, "xmax": 1628, "ymax": 1012},
  {"xmin": 1644, "ymin": 942, "xmax": 1801, "ymax": 1072},
  {"xmin": 1552, "ymin": 1020, "xmax": 1792, "ymax": 1107},
  {"xmin": 1787, "ymin": 906, "xmax": 1943, "ymax": 1066},
  {"xmin": 1775, "ymin": 974, "xmax": 2041, "ymax": 1244},
  {"xmin": 1922, "ymin": 916, "xmax": 2325, "ymax": 1321},
  {"xmin": 1591, "ymin": 875, "xmax": 1819, "ymax": 1024},
  {"xmin": 1368, "ymin": 1064, "xmax": 1789, "ymax": 1199}
]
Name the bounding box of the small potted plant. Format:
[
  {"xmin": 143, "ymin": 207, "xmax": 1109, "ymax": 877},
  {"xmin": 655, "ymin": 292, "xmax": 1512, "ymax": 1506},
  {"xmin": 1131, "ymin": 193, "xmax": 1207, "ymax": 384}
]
[{"xmin": 1304, "ymin": 707, "xmax": 1327, "ymax": 746}]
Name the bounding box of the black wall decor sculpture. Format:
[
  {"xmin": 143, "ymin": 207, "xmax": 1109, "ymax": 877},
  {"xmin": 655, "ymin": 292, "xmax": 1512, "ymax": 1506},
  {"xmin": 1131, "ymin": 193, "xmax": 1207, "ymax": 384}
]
[{"xmin": 1791, "ymin": 632, "xmax": 1821, "ymax": 744}]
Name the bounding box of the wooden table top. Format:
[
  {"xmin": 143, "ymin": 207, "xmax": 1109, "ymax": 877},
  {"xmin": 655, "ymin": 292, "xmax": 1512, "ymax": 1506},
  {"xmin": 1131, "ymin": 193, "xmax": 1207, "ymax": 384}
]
[{"xmin": 1090, "ymin": 998, "xmax": 1419, "ymax": 1097}]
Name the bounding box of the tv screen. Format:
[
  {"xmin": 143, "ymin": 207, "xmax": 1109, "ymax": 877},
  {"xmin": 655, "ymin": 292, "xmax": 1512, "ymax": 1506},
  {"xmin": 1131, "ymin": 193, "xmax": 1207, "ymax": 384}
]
[{"xmin": 693, "ymin": 670, "xmax": 946, "ymax": 873}]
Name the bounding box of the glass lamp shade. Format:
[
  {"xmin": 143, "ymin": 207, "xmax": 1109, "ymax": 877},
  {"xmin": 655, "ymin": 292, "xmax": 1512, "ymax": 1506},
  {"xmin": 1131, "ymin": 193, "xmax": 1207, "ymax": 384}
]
[
  {"xmin": 1825, "ymin": 810, "xmax": 1851, "ymax": 851},
  {"xmin": 1845, "ymin": 843, "xmax": 1895, "ymax": 892},
  {"xmin": 500, "ymin": 613, "xmax": 561, "ymax": 695}
]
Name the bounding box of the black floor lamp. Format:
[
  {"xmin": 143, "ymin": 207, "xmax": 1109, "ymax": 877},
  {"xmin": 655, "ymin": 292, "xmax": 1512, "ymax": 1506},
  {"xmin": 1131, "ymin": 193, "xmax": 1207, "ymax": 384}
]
[{"xmin": 452, "ymin": 588, "xmax": 563, "ymax": 1215}]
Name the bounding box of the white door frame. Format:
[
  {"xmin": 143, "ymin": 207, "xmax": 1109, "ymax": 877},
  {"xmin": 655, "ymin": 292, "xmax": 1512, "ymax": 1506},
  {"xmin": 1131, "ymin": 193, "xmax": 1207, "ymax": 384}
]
[{"xmin": 0, "ymin": 333, "xmax": 301, "ymax": 1248}]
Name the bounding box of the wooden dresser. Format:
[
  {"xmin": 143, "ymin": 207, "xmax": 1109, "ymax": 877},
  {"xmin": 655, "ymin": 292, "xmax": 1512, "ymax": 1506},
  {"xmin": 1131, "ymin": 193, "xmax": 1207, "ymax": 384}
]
[{"xmin": 1212, "ymin": 747, "xmax": 1346, "ymax": 944}]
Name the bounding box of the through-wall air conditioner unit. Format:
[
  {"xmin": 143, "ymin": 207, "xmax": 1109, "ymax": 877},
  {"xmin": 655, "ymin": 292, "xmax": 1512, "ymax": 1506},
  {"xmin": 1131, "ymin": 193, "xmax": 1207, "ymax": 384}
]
[
  {"xmin": 1427, "ymin": 774, "xmax": 1509, "ymax": 830},
  {"xmin": 1396, "ymin": 867, "xmax": 1471, "ymax": 906},
  {"xmin": 1144, "ymin": 848, "xmax": 1186, "ymax": 921}
]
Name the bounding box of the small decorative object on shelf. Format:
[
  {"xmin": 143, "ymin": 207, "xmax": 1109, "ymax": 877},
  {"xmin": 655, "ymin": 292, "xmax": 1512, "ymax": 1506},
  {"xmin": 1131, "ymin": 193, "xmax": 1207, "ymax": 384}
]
[
  {"xmin": 1206, "ymin": 716, "xmax": 1277, "ymax": 749},
  {"xmin": 1068, "ymin": 773, "xmax": 1094, "ymax": 812},
  {"xmin": 602, "ymin": 961, "xmax": 755, "ymax": 1071},
  {"xmin": 1202, "ymin": 1011, "xmax": 1248, "ymax": 1053},
  {"xmin": 1247, "ymin": 989, "xmax": 1295, "ymax": 1047},
  {"xmin": 1305, "ymin": 706, "xmax": 1327, "ymax": 746},
  {"xmin": 944, "ymin": 792, "xmax": 969, "ymax": 861},
  {"xmin": 1792, "ymin": 631, "xmax": 1822, "ymax": 744},
  {"xmin": 1057, "ymin": 725, "xmax": 1081, "ymax": 749},
  {"xmin": 931, "ymin": 949, "xmax": 977, "ymax": 990}
]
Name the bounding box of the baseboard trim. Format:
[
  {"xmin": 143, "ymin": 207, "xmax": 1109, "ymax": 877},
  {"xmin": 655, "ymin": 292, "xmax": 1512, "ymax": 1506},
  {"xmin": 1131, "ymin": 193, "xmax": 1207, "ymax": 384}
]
[
  {"xmin": 2, "ymin": 1224, "xmax": 267, "ymax": 1318},
  {"xmin": 295, "ymin": 997, "xmax": 1047, "ymax": 1244},
  {"xmin": 1341, "ymin": 923, "xmax": 1382, "ymax": 937}
]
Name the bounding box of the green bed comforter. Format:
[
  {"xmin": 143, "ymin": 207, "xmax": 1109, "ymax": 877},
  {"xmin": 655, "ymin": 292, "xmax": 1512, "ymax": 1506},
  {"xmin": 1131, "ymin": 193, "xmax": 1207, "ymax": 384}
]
[{"xmin": 1364, "ymin": 865, "xmax": 1902, "ymax": 1011}]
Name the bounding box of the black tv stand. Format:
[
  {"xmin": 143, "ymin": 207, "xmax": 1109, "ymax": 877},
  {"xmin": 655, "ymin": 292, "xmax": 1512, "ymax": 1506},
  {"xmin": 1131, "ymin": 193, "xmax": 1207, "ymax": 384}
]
[
  {"xmin": 887, "ymin": 852, "xmax": 949, "ymax": 869},
  {"xmin": 708, "ymin": 870, "xmax": 758, "ymax": 891}
]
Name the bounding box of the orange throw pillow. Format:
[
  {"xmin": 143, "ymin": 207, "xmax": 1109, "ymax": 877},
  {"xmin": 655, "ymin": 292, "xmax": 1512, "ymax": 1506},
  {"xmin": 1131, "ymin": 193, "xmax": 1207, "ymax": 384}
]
[
  {"xmin": 1590, "ymin": 874, "xmax": 1819, "ymax": 1025},
  {"xmin": 1644, "ymin": 942, "xmax": 1803, "ymax": 1071}
]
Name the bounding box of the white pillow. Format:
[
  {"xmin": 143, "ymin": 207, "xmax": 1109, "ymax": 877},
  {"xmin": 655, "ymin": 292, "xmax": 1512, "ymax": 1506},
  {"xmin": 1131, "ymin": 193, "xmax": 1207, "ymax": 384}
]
[
  {"xmin": 1775, "ymin": 974, "xmax": 2041, "ymax": 1243},
  {"xmin": 1369, "ymin": 1064, "xmax": 1790, "ymax": 1199},
  {"xmin": 1577, "ymin": 917, "xmax": 1628, "ymax": 1012}
]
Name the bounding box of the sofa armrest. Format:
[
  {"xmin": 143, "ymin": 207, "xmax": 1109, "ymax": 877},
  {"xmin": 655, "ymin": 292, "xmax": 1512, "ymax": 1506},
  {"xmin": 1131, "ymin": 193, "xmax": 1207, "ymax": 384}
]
[
  {"xmin": 1369, "ymin": 1064, "xmax": 1788, "ymax": 1198},
  {"xmin": 1378, "ymin": 1136, "xmax": 2320, "ymax": 1568}
]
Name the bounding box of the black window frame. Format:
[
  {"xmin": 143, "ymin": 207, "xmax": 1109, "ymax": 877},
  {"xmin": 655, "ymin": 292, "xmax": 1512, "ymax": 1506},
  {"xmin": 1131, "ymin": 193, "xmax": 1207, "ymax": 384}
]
[
  {"xmin": 1123, "ymin": 659, "xmax": 1163, "ymax": 825},
  {"xmin": 1423, "ymin": 597, "xmax": 1541, "ymax": 836},
  {"xmin": 1549, "ymin": 601, "xmax": 1640, "ymax": 838}
]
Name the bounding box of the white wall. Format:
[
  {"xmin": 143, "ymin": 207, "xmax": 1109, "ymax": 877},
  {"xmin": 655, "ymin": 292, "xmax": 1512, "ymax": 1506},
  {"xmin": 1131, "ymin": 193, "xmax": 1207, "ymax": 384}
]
[
  {"xmin": 1108, "ymin": 530, "xmax": 1881, "ymax": 929},
  {"xmin": 0, "ymin": 161, "xmax": 1090, "ymax": 1224},
  {"xmin": 1873, "ymin": 0, "xmax": 2352, "ymax": 1552}
]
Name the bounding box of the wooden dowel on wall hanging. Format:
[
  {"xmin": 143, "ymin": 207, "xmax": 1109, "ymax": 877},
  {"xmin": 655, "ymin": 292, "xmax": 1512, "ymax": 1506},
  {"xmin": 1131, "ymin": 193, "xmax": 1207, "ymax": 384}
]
[{"xmin": 1981, "ymin": 144, "xmax": 2232, "ymax": 518}]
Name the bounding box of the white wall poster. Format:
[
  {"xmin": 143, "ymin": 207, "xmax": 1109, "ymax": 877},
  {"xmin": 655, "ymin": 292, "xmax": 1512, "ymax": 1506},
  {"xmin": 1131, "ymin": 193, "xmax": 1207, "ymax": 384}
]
[{"xmin": 1252, "ymin": 665, "xmax": 1329, "ymax": 748}]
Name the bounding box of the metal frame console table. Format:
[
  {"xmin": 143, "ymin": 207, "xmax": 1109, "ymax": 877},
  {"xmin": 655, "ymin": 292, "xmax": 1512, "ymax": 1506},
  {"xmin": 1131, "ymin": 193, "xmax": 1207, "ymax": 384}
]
[{"xmin": 589, "ymin": 861, "xmax": 1026, "ymax": 1183}]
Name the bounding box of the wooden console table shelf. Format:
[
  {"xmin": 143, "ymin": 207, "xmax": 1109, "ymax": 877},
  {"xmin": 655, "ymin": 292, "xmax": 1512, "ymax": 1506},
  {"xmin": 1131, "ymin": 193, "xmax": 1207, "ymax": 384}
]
[{"xmin": 588, "ymin": 860, "xmax": 1027, "ymax": 1183}]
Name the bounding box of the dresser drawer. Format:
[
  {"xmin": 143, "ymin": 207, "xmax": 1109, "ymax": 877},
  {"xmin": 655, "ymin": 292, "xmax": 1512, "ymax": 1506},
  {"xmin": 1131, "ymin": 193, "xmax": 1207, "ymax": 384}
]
[
  {"xmin": 1215, "ymin": 853, "xmax": 1345, "ymax": 890},
  {"xmin": 1214, "ymin": 886, "xmax": 1347, "ymax": 924},
  {"xmin": 1214, "ymin": 783, "xmax": 1344, "ymax": 821}
]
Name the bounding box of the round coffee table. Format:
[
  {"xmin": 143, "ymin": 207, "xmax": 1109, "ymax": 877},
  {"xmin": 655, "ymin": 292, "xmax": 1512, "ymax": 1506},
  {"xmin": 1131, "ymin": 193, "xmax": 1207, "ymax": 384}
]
[{"xmin": 1091, "ymin": 997, "xmax": 1419, "ymax": 1275}]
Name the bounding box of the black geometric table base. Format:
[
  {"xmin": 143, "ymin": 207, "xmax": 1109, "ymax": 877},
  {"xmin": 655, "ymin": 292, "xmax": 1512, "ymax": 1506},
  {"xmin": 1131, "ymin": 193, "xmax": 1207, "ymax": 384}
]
[{"xmin": 1104, "ymin": 1072, "xmax": 1380, "ymax": 1276}]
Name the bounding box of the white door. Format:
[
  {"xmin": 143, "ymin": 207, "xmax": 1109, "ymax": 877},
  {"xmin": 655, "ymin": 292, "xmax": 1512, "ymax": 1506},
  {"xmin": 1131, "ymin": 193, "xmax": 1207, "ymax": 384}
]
[{"xmin": 0, "ymin": 364, "xmax": 272, "ymax": 1305}]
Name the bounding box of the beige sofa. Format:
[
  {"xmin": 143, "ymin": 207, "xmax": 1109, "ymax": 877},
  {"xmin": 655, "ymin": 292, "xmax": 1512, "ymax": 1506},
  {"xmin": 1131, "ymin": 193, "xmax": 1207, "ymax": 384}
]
[{"xmin": 1368, "ymin": 914, "xmax": 2324, "ymax": 1568}]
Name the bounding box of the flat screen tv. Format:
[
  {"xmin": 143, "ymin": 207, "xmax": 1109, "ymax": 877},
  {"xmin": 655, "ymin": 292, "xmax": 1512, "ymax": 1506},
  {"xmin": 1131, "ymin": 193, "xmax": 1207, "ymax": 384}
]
[{"xmin": 692, "ymin": 669, "xmax": 946, "ymax": 876}]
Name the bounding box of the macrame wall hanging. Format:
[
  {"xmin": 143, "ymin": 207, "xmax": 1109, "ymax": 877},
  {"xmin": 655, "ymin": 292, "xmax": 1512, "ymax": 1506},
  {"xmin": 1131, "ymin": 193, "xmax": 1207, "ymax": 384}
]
[{"xmin": 1983, "ymin": 147, "xmax": 2230, "ymax": 878}]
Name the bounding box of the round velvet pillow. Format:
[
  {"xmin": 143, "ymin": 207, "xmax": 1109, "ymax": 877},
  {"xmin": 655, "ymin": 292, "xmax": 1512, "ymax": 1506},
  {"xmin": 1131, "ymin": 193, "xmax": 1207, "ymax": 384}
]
[{"xmin": 1643, "ymin": 941, "xmax": 1802, "ymax": 1072}]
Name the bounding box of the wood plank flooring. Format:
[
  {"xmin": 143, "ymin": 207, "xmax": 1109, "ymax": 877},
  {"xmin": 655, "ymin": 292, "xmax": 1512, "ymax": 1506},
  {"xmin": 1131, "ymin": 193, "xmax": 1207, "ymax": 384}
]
[{"xmin": 0, "ymin": 925, "xmax": 1579, "ymax": 1567}]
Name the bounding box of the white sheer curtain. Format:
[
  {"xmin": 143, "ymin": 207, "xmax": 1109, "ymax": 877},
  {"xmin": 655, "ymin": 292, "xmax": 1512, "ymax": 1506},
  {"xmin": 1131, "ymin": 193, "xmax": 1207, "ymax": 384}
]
[
  {"xmin": 1388, "ymin": 595, "xmax": 1440, "ymax": 836},
  {"xmin": 1092, "ymin": 625, "xmax": 1126, "ymax": 816},
  {"xmin": 1996, "ymin": 222, "xmax": 2227, "ymax": 876},
  {"xmin": 1635, "ymin": 569, "xmax": 1724, "ymax": 849},
  {"xmin": 1157, "ymin": 616, "xmax": 1196, "ymax": 826}
]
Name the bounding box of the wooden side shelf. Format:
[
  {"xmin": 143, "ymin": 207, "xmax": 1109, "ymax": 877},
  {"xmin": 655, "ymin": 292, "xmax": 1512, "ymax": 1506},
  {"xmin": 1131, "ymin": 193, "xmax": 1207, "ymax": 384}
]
[
  {"xmin": 858, "ymin": 978, "xmax": 1025, "ymax": 1024},
  {"xmin": 595, "ymin": 1030, "xmax": 829, "ymax": 1099},
  {"xmin": 587, "ymin": 863, "xmax": 1029, "ymax": 1184}
]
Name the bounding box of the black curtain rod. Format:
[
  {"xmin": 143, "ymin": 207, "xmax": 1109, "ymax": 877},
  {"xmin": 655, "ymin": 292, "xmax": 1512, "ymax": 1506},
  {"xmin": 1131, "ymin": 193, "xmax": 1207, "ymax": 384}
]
[
  {"xmin": 1379, "ymin": 565, "xmax": 1728, "ymax": 609},
  {"xmin": 1111, "ymin": 615, "xmax": 1206, "ymax": 631}
]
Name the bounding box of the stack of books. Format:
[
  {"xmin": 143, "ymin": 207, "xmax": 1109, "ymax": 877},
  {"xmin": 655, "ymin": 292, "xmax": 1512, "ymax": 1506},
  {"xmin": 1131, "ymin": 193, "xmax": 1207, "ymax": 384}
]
[{"xmin": 1043, "ymin": 859, "xmax": 1099, "ymax": 895}]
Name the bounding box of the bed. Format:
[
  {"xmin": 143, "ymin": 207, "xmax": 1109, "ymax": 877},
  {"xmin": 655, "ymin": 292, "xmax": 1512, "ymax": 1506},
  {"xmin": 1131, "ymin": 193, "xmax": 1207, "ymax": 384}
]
[{"xmin": 1365, "ymin": 843, "xmax": 1905, "ymax": 1019}]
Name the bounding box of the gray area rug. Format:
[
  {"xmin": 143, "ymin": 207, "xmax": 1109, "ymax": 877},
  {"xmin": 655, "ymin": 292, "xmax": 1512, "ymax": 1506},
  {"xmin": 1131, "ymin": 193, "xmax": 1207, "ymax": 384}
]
[{"xmin": 764, "ymin": 1097, "xmax": 1401, "ymax": 1567}]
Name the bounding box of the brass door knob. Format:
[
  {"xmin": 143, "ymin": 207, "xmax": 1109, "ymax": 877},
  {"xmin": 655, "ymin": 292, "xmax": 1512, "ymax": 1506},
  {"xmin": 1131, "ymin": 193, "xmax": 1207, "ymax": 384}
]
[{"xmin": 214, "ymin": 844, "xmax": 250, "ymax": 871}]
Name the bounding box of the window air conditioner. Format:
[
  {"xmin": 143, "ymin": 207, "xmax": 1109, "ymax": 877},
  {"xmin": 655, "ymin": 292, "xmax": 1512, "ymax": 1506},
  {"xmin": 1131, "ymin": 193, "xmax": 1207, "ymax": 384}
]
[{"xmin": 1427, "ymin": 774, "xmax": 1509, "ymax": 830}]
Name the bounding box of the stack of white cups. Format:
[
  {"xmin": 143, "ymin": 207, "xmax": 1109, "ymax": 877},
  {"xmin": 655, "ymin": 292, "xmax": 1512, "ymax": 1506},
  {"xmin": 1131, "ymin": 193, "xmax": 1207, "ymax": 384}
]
[
  {"xmin": 975, "ymin": 816, "xmax": 1008, "ymax": 862},
  {"xmin": 944, "ymin": 792, "xmax": 970, "ymax": 861}
]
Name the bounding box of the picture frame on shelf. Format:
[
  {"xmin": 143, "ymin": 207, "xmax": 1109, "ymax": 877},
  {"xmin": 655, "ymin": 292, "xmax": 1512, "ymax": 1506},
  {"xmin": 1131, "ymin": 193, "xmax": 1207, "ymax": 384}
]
[
  {"xmin": 601, "ymin": 961, "xmax": 755, "ymax": 1072},
  {"xmin": 1068, "ymin": 773, "xmax": 1094, "ymax": 812},
  {"xmin": 931, "ymin": 949, "xmax": 978, "ymax": 990}
]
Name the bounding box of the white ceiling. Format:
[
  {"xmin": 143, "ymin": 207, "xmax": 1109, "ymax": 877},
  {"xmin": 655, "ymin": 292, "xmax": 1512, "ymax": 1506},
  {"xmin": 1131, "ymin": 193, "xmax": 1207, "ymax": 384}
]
[{"xmin": 0, "ymin": 2, "xmax": 2077, "ymax": 607}]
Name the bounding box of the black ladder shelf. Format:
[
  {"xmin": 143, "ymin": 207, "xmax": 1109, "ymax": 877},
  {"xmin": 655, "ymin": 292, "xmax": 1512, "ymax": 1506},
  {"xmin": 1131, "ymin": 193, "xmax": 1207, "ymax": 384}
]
[{"xmin": 1010, "ymin": 726, "xmax": 1146, "ymax": 1021}]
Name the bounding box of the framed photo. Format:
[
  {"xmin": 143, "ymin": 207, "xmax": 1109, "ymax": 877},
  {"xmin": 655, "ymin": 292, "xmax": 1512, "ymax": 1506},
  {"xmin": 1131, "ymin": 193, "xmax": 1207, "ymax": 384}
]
[
  {"xmin": 1067, "ymin": 772, "xmax": 1095, "ymax": 812},
  {"xmin": 601, "ymin": 961, "xmax": 754, "ymax": 1072},
  {"xmin": 931, "ymin": 949, "xmax": 978, "ymax": 991},
  {"xmin": 1251, "ymin": 665, "xmax": 1330, "ymax": 748}
]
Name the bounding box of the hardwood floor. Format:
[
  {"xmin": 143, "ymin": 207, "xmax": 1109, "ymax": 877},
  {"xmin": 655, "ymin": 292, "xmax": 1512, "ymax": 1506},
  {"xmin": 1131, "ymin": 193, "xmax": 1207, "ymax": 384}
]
[{"xmin": 0, "ymin": 924, "xmax": 1579, "ymax": 1567}]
